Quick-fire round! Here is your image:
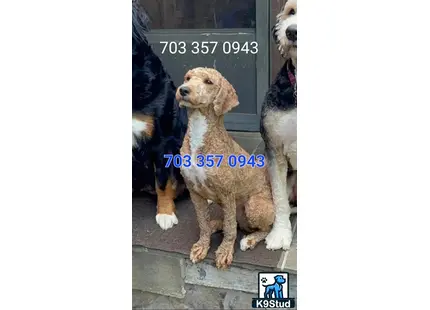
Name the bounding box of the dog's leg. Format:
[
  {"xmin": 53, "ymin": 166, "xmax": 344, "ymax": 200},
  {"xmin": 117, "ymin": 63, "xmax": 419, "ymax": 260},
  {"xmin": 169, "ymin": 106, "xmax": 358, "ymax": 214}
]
[
  {"xmin": 240, "ymin": 194, "xmax": 274, "ymax": 251},
  {"xmin": 215, "ymin": 194, "xmax": 237, "ymax": 269},
  {"xmin": 153, "ymin": 145, "xmax": 180, "ymax": 230},
  {"xmin": 210, "ymin": 219, "xmax": 223, "ymax": 233},
  {"xmin": 288, "ymin": 171, "xmax": 298, "ymax": 214},
  {"xmin": 265, "ymin": 149, "xmax": 293, "ymax": 250},
  {"xmin": 240, "ymin": 231, "xmax": 269, "ymax": 251},
  {"xmin": 155, "ymin": 177, "xmax": 178, "ymax": 230},
  {"xmin": 189, "ymin": 190, "xmax": 212, "ymax": 264}
]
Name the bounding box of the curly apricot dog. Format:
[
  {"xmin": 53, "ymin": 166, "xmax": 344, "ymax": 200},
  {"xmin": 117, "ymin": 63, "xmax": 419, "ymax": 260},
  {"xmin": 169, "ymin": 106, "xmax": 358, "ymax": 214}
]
[{"xmin": 176, "ymin": 67, "xmax": 275, "ymax": 269}]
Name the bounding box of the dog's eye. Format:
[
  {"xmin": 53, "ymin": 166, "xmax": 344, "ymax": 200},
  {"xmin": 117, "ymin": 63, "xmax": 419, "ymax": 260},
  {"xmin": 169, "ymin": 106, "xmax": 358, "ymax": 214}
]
[
  {"xmin": 289, "ymin": 9, "xmax": 296, "ymax": 15},
  {"xmin": 204, "ymin": 79, "xmax": 213, "ymax": 85}
]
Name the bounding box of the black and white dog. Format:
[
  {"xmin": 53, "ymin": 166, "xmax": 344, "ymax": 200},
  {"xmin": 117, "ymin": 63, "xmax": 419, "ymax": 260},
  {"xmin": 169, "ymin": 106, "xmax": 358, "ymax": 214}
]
[
  {"xmin": 132, "ymin": 1, "xmax": 188, "ymax": 230},
  {"xmin": 260, "ymin": 0, "xmax": 297, "ymax": 250}
]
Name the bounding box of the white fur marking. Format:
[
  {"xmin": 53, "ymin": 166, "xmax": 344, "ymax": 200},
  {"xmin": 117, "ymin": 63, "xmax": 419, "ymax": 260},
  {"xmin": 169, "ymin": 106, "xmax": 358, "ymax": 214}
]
[
  {"xmin": 266, "ymin": 161, "xmax": 293, "ymax": 250},
  {"xmin": 268, "ymin": 160, "xmax": 292, "ymax": 228},
  {"xmin": 265, "ymin": 139, "xmax": 294, "ymax": 250},
  {"xmin": 240, "ymin": 236, "xmax": 252, "ymax": 251},
  {"xmin": 265, "ymin": 226, "xmax": 293, "ymax": 250},
  {"xmin": 156, "ymin": 213, "xmax": 178, "ymax": 230},
  {"xmin": 264, "ymin": 109, "xmax": 297, "ymax": 169},
  {"xmin": 132, "ymin": 118, "xmax": 147, "ymax": 148},
  {"xmin": 181, "ymin": 111, "xmax": 208, "ymax": 185}
]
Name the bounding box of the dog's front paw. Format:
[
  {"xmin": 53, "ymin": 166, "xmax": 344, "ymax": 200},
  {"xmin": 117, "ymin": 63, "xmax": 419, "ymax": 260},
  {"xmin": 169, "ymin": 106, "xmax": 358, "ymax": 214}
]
[
  {"xmin": 155, "ymin": 213, "xmax": 178, "ymax": 230},
  {"xmin": 240, "ymin": 236, "xmax": 257, "ymax": 251},
  {"xmin": 190, "ymin": 241, "xmax": 209, "ymax": 263},
  {"xmin": 215, "ymin": 245, "xmax": 234, "ymax": 269},
  {"xmin": 265, "ymin": 227, "xmax": 293, "ymax": 251}
]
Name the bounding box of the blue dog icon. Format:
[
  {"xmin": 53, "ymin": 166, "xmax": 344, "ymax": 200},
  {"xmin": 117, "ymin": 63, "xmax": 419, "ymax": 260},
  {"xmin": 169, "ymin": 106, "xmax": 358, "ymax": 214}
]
[{"xmin": 263, "ymin": 275, "xmax": 287, "ymax": 299}]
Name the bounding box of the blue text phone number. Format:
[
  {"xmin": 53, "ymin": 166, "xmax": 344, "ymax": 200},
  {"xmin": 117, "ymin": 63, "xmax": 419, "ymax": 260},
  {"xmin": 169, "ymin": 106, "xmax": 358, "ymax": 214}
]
[{"xmin": 164, "ymin": 154, "xmax": 265, "ymax": 168}]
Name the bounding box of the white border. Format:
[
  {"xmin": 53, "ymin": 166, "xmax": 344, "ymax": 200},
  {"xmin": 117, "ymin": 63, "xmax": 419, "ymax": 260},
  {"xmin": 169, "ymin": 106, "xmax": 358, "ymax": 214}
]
[
  {"xmin": 301, "ymin": 0, "xmax": 430, "ymax": 309},
  {"xmin": 1, "ymin": 0, "xmax": 430, "ymax": 309},
  {"xmin": 0, "ymin": 0, "xmax": 130, "ymax": 309}
]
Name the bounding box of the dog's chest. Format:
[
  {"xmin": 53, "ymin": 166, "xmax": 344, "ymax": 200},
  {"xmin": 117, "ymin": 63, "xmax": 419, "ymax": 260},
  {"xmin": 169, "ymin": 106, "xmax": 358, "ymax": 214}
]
[
  {"xmin": 132, "ymin": 119, "xmax": 147, "ymax": 148},
  {"xmin": 265, "ymin": 109, "xmax": 296, "ymax": 144},
  {"xmin": 264, "ymin": 109, "xmax": 297, "ymax": 167},
  {"xmin": 180, "ymin": 111, "xmax": 210, "ymax": 187}
]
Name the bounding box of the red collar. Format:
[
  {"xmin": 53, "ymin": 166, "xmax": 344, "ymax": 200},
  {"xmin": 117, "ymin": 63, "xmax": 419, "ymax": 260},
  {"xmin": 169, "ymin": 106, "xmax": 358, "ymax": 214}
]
[
  {"xmin": 287, "ymin": 62, "xmax": 297, "ymax": 100},
  {"xmin": 287, "ymin": 61, "xmax": 296, "ymax": 86},
  {"xmin": 288, "ymin": 70, "xmax": 296, "ymax": 86}
]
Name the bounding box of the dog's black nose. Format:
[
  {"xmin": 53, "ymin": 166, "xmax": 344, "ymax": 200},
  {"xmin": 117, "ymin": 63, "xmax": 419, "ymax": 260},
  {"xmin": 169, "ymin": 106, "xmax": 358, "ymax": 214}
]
[
  {"xmin": 286, "ymin": 24, "xmax": 297, "ymax": 42},
  {"xmin": 179, "ymin": 86, "xmax": 190, "ymax": 97}
]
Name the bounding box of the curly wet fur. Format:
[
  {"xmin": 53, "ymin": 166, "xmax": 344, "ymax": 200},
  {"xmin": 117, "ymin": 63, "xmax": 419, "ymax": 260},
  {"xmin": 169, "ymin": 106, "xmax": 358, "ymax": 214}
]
[
  {"xmin": 260, "ymin": 0, "xmax": 297, "ymax": 251},
  {"xmin": 132, "ymin": 2, "xmax": 188, "ymax": 230},
  {"xmin": 176, "ymin": 68, "xmax": 275, "ymax": 269},
  {"xmin": 271, "ymin": 0, "xmax": 297, "ymax": 64}
]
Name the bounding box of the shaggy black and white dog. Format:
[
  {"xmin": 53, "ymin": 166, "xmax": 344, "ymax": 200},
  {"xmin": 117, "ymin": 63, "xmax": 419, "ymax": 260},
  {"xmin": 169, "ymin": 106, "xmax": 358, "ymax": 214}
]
[
  {"xmin": 132, "ymin": 1, "xmax": 188, "ymax": 230},
  {"xmin": 260, "ymin": 0, "xmax": 297, "ymax": 250}
]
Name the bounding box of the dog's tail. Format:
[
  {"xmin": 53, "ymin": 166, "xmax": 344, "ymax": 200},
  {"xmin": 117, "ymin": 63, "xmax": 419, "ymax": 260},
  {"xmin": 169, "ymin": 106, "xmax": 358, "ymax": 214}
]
[{"xmin": 132, "ymin": 1, "xmax": 150, "ymax": 44}]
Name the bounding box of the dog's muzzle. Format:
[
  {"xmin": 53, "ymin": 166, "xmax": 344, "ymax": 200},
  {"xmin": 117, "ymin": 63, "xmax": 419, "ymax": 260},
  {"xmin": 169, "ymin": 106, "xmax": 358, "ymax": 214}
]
[
  {"xmin": 179, "ymin": 86, "xmax": 190, "ymax": 97},
  {"xmin": 286, "ymin": 24, "xmax": 297, "ymax": 42},
  {"xmin": 176, "ymin": 86, "xmax": 188, "ymax": 104},
  {"xmin": 176, "ymin": 86, "xmax": 191, "ymax": 106}
]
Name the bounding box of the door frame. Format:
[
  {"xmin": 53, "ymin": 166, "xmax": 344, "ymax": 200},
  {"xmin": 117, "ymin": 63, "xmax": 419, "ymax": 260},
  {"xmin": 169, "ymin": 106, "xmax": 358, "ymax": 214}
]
[
  {"xmin": 253, "ymin": 0, "xmax": 270, "ymax": 132},
  {"xmin": 146, "ymin": 0, "xmax": 270, "ymax": 132}
]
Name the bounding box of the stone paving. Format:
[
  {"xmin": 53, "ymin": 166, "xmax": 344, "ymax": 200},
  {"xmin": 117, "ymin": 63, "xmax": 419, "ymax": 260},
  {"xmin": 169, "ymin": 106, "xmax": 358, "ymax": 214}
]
[
  {"xmin": 132, "ymin": 247, "xmax": 297, "ymax": 309},
  {"xmin": 133, "ymin": 284, "xmax": 294, "ymax": 310}
]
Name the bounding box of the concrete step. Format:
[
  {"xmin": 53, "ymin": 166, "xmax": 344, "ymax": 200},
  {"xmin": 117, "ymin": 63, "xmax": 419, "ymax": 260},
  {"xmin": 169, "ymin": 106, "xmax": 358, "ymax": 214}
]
[
  {"xmin": 132, "ymin": 249, "xmax": 297, "ymax": 309},
  {"xmin": 132, "ymin": 196, "xmax": 297, "ymax": 309},
  {"xmin": 133, "ymin": 196, "xmax": 297, "ymax": 273}
]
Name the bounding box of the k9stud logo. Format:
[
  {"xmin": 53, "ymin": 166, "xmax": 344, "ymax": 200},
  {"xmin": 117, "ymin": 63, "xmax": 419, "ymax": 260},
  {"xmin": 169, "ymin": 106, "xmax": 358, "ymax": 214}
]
[{"xmin": 251, "ymin": 272, "xmax": 296, "ymax": 309}]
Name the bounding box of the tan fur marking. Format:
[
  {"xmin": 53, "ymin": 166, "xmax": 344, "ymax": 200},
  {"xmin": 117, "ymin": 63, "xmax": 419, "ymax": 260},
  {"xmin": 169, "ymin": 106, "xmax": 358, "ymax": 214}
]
[
  {"xmin": 132, "ymin": 113, "xmax": 154, "ymax": 137},
  {"xmin": 155, "ymin": 179, "xmax": 176, "ymax": 215},
  {"xmin": 247, "ymin": 238, "xmax": 256, "ymax": 247}
]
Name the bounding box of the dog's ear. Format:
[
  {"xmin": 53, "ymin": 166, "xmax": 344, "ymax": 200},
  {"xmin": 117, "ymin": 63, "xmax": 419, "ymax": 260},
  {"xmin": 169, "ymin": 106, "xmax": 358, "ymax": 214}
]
[{"xmin": 213, "ymin": 77, "xmax": 239, "ymax": 116}]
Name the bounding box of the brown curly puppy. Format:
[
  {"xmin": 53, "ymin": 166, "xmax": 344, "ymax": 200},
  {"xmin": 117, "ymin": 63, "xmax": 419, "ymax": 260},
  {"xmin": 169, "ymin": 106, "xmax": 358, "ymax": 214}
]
[{"xmin": 175, "ymin": 67, "xmax": 275, "ymax": 269}]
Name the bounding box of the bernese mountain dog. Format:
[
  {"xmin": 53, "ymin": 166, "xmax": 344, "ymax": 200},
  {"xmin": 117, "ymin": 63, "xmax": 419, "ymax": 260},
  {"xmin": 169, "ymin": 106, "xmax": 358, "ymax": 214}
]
[{"xmin": 132, "ymin": 1, "xmax": 188, "ymax": 230}]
